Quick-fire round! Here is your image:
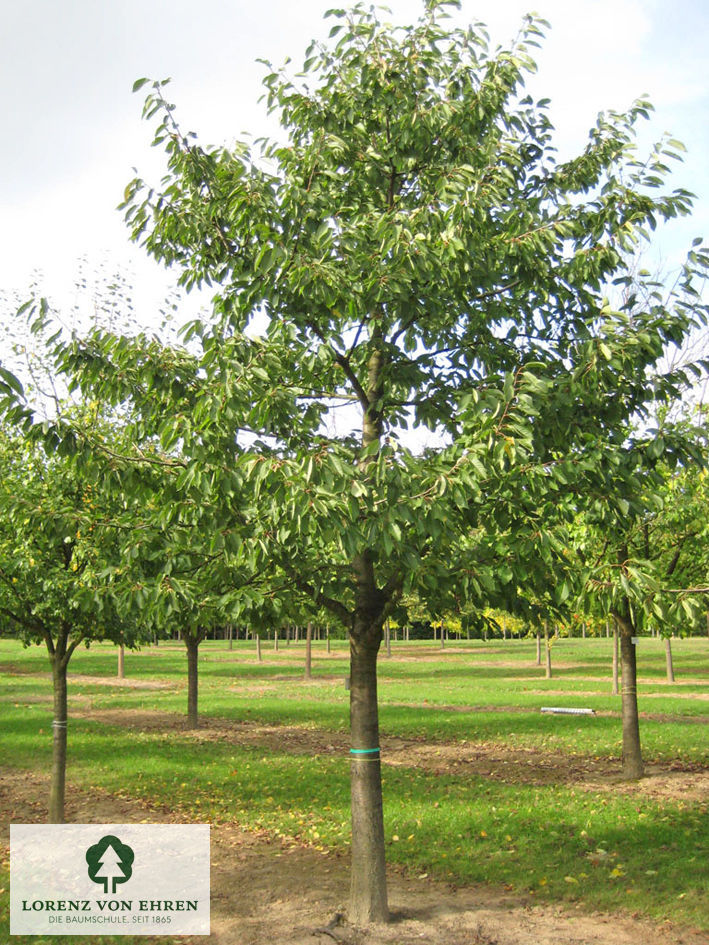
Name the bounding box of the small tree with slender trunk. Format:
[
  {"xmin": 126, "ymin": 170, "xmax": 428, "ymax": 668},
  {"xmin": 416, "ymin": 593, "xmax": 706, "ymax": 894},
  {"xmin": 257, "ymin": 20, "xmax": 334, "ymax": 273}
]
[{"xmin": 0, "ymin": 423, "xmax": 141, "ymax": 822}]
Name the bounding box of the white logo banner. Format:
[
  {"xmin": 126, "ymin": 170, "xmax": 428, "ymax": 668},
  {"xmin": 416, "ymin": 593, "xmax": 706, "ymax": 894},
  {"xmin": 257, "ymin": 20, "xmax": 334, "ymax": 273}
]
[{"xmin": 11, "ymin": 823, "xmax": 210, "ymax": 935}]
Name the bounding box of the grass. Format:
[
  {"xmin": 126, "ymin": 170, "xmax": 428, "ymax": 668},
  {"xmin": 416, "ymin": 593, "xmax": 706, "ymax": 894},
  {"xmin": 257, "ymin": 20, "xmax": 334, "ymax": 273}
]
[{"xmin": 1, "ymin": 634, "xmax": 707, "ymax": 937}]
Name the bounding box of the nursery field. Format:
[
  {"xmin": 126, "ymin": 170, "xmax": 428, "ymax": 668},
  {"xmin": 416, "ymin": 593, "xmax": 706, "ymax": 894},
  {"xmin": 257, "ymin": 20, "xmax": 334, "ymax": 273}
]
[{"xmin": 1, "ymin": 635, "xmax": 707, "ymax": 945}]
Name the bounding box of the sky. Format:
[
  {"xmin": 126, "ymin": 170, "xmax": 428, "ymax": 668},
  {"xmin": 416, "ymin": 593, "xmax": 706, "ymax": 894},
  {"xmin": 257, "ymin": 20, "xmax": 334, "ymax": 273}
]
[{"xmin": 1, "ymin": 0, "xmax": 708, "ymax": 323}]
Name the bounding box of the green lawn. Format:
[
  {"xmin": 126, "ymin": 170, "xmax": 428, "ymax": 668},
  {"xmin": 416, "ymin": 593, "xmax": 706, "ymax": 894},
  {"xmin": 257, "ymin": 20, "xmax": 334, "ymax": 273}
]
[{"xmin": 1, "ymin": 634, "xmax": 707, "ymax": 937}]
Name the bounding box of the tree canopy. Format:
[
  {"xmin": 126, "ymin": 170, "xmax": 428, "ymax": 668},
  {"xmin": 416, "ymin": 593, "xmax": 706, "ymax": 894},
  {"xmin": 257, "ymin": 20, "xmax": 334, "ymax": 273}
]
[{"xmin": 1, "ymin": 0, "xmax": 707, "ymax": 918}]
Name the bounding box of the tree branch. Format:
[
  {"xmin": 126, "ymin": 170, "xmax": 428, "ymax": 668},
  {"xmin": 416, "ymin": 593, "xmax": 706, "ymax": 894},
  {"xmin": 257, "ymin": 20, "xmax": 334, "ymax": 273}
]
[{"xmin": 311, "ymin": 325, "xmax": 370, "ymax": 412}]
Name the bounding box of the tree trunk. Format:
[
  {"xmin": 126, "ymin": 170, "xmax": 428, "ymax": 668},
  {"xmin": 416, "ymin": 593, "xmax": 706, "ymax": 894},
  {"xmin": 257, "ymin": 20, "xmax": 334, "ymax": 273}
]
[
  {"xmin": 349, "ymin": 630, "xmax": 388, "ymax": 924},
  {"xmin": 305, "ymin": 622, "xmax": 313, "ymax": 679},
  {"xmin": 117, "ymin": 642, "xmax": 125, "ymax": 679},
  {"xmin": 256, "ymin": 633, "xmax": 262, "ymax": 663},
  {"xmin": 327, "ymin": 626, "xmax": 331, "ymax": 654},
  {"xmin": 544, "ymin": 623, "xmax": 552, "ymax": 679},
  {"xmin": 346, "ymin": 320, "xmax": 389, "ymax": 924},
  {"xmin": 440, "ymin": 622, "xmax": 445, "ymax": 649},
  {"xmin": 612, "ymin": 624, "xmax": 619, "ymax": 696},
  {"xmin": 228, "ymin": 623, "xmax": 233, "ymax": 650},
  {"xmin": 274, "ymin": 629, "xmax": 279, "ymax": 651},
  {"xmin": 665, "ymin": 637, "xmax": 675, "ymax": 683},
  {"xmin": 536, "ymin": 632, "xmax": 541, "ymax": 666},
  {"xmin": 384, "ymin": 621, "xmax": 391, "ymax": 658},
  {"xmin": 49, "ymin": 657, "xmax": 69, "ymax": 823},
  {"xmin": 616, "ymin": 615, "xmax": 643, "ymax": 778},
  {"xmin": 185, "ymin": 636, "xmax": 200, "ymax": 729}
]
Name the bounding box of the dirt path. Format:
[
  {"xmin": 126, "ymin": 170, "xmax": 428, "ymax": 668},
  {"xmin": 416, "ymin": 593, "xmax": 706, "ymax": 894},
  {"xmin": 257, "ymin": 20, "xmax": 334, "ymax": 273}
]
[
  {"xmin": 75, "ymin": 708, "xmax": 709, "ymax": 802},
  {"xmin": 2, "ymin": 769, "xmax": 707, "ymax": 945}
]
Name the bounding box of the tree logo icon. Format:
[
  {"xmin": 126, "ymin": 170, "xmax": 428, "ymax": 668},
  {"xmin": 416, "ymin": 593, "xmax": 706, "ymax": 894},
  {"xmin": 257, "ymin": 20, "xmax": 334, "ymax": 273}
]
[{"xmin": 86, "ymin": 835, "xmax": 135, "ymax": 894}]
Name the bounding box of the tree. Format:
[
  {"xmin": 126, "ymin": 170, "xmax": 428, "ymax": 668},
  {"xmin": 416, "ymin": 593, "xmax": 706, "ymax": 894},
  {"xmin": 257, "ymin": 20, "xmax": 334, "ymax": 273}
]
[
  {"xmin": 575, "ymin": 417, "xmax": 708, "ymax": 778},
  {"xmin": 39, "ymin": 0, "xmax": 707, "ymax": 922},
  {"xmin": 0, "ymin": 419, "xmax": 140, "ymax": 821}
]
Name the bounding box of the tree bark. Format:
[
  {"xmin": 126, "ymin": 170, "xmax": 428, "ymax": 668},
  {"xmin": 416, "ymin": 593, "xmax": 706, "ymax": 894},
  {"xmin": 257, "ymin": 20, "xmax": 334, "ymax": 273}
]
[
  {"xmin": 439, "ymin": 621, "xmax": 445, "ymax": 650},
  {"xmin": 185, "ymin": 635, "xmax": 200, "ymax": 729},
  {"xmin": 256, "ymin": 633, "xmax": 262, "ymax": 663},
  {"xmin": 544, "ymin": 623, "xmax": 552, "ymax": 679},
  {"xmin": 665, "ymin": 637, "xmax": 675, "ymax": 683},
  {"xmin": 305, "ymin": 622, "xmax": 313, "ymax": 679},
  {"xmin": 612, "ymin": 624, "xmax": 619, "ymax": 696},
  {"xmin": 274, "ymin": 629, "xmax": 279, "ymax": 651},
  {"xmin": 327, "ymin": 626, "xmax": 331, "ymax": 654},
  {"xmin": 349, "ymin": 627, "xmax": 388, "ymax": 924},
  {"xmin": 117, "ymin": 642, "xmax": 125, "ymax": 679},
  {"xmin": 49, "ymin": 655, "xmax": 69, "ymax": 823},
  {"xmin": 347, "ymin": 318, "xmax": 389, "ymax": 924},
  {"xmin": 615, "ymin": 613, "xmax": 643, "ymax": 778}
]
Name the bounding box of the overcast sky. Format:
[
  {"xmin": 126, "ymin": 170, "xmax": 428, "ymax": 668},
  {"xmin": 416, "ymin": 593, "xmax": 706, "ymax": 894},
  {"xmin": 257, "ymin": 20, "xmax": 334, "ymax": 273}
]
[{"xmin": 1, "ymin": 0, "xmax": 707, "ymax": 321}]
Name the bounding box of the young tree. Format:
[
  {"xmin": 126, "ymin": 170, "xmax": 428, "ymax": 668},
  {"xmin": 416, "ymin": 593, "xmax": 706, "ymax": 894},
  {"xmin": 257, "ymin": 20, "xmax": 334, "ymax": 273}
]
[
  {"xmin": 577, "ymin": 426, "xmax": 708, "ymax": 778},
  {"xmin": 0, "ymin": 421, "xmax": 140, "ymax": 821},
  {"xmin": 39, "ymin": 0, "xmax": 708, "ymax": 922}
]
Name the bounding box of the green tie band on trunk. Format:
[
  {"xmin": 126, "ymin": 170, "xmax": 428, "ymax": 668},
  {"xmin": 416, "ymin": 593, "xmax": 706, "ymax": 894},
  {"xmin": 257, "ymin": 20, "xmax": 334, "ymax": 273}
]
[{"xmin": 350, "ymin": 748, "xmax": 380, "ymax": 755}]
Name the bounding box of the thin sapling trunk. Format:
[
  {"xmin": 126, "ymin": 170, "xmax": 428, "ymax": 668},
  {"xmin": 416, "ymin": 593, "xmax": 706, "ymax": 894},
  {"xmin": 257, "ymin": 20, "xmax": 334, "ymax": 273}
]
[
  {"xmin": 665, "ymin": 637, "xmax": 675, "ymax": 683},
  {"xmin": 614, "ymin": 611, "xmax": 644, "ymax": 779},
  {"xmin": 305, "ymin": 621, "xmax": 312, "ymax": 679},
  {"xmin": 185, "ymin": 633, "xmax": 201, "ymax": 729},
  {"xmin": 544, "ymin": 623, "xmax": 552, "ymax": 679},
  {"xmin": 49, "ymin": 657, "xmax": 69, "ymax": 823}
]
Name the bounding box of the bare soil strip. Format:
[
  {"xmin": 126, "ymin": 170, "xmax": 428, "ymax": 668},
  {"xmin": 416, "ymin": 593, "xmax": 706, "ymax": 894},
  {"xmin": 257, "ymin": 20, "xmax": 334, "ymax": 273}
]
[
  {"xmin": 72, "ymin": 709, "xmax": 709, "ymax": 802},
  {"xmin": 2, "ymin": 769, "xmax": 707, "ymax": 945}
]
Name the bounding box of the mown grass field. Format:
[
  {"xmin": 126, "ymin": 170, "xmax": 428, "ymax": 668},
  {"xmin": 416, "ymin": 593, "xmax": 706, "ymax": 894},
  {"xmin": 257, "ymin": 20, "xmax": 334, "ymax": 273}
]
[{"xmin": 1, "ymin": 634, "xmax": 707, "ymax": 942}]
